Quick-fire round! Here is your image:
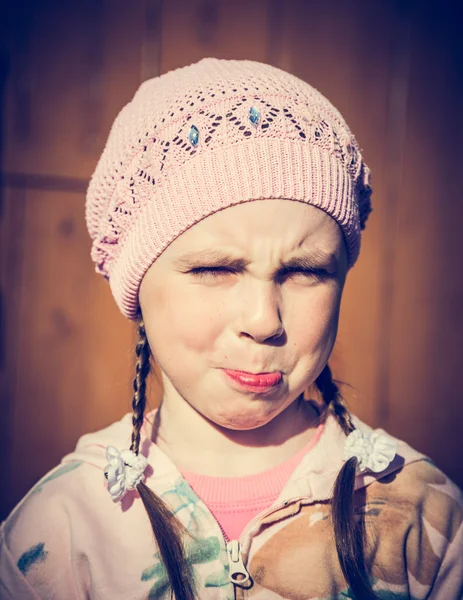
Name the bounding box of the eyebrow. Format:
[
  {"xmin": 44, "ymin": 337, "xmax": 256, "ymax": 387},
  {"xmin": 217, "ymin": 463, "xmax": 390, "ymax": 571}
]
[{"xmin": 172, "ymin": 248, "xmax": 339, "ymax": 270}]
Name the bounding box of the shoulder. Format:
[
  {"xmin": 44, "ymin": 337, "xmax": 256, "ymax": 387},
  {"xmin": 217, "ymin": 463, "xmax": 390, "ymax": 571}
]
[
  {"xmin": 348, "ymin": 417, "xmax": 463, "ymax": 596},
  {"xmin": 368, "ymin": 458, "xmax": 463, "ymax": 525},
  {"xmin": 1, "ymin": 453, "xmax": 104, "ymax": 568},
  {"xmin": 350, "ymin": 415, "xmax": 461, "ymax": 518},
  {"xmin": 0, "ymin": 413, "xmax": 136, "ymax": 597},
  {"xmin": 3, "ymin": 411, "xmax": 138, "ymax": 542},
  {"xmin": 0, "ymin": 459, "xmax": 97, "ymax": 599},
  {"xmin": 365, "ymin": 459, "xmax": 463, "ymax": 598}
]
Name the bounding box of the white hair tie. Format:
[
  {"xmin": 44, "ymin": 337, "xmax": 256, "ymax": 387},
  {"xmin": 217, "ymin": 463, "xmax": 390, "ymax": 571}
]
[
  {"xmin": 104, "ymin": 446, "xmax": 148, "ymax": 502},
  {"xmin": 344, "ymin": 429, "xmax": 397, "ymax": 474}
]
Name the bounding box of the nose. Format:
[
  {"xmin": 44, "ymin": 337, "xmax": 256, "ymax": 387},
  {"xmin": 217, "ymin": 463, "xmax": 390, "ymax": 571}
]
[{"xmin": 237, "ymin": 281, "xmax": 284, "ymax": 343}]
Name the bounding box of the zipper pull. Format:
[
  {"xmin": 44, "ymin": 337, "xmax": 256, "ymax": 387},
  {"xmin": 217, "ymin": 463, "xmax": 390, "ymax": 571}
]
[{"xmin": 226, "ymin": 540, "xmax": 251, "ymax": 587}]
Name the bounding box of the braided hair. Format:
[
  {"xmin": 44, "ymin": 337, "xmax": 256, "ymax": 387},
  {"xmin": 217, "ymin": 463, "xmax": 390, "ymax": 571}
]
[
  {"xmin": 316, "ymin": 364, "xmax": 374, "ymax": 598},
  {"xmin": 131, "ymin": 314, "xmax": 374, "ymax": 599},
  {"xmin": 131, "ymin": 314, "xmax": 196, "ymax": 600}
]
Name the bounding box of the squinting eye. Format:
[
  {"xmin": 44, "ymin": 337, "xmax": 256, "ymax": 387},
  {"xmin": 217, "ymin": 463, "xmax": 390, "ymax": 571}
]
[
  {"xmin": 278, "ymin": 267, "xmax": 331, "ymax": 283},
  {"xmin": 189, "ymin": 266, "xmax": 236, "ymax": 279}
]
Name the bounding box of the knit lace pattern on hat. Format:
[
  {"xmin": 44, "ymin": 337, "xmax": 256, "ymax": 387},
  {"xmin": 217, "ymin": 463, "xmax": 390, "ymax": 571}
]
[{"xmin": 86, "ymin": 58, "xmax": 372, "ymax": 319}]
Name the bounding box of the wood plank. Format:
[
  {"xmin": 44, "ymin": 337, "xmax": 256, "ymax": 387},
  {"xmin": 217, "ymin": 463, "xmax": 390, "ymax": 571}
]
[
  {"xmin": 0, "ymin": 186, "xmax": 27, "ymax": 519},
  {"xmin": 3, "ymin": 0, "xmax": 150, "ymax": 179},
  {"xmin": 386, "ymin": 4, "xmax": 463, "ymax": 487},
  {"xmin": 5, "ymin": 187, "xmax": 135, "ymax": 510},
  {"xmin": 3, "ymin": 1, "xmax": 462, "ymax": 520},
  {"xmin": 160, "ymin": 0, "xmax": 272, "ymax": 73}
]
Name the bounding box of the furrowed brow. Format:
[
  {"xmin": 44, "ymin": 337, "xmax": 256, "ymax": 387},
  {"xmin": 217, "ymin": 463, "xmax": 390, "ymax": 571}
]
[
  {"xmin": 173, "ymin": 249, "xmax": 338, "ymax": 270},
  {"xmin": 172, "ymin": 250, "xmax": 248, "ymax": 269},
  {"xmin": 281, "ymin": 250, "xmax": 338, "ymax": 270}
]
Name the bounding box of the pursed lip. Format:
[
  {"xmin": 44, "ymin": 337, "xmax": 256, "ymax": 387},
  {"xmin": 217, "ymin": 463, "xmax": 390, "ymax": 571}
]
[{"xmin": 222, "ymin": 369, "xmax": 283, "ymax": 388}]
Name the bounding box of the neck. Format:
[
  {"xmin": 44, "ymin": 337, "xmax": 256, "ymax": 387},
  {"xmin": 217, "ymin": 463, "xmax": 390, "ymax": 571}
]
[{"xmin": 150, "ymin": 389, "xmax": 323, "ymax": 477}]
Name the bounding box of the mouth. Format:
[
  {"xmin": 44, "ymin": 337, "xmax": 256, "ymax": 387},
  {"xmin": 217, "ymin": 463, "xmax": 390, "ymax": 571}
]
[{"xmin": 222, "ymin": 369, "xmax": 283, "ymax": 392}]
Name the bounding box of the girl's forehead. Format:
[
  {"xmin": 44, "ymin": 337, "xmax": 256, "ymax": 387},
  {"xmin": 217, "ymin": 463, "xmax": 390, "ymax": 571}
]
[{"xmin": 168, "ymin": 200, "xmax": 343, "ymax": 255}]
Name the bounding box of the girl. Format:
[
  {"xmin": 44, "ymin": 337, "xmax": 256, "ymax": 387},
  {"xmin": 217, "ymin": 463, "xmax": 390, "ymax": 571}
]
[{"xmin": 1, "ymin": 58, "xmax": 462, "ymax": 600}]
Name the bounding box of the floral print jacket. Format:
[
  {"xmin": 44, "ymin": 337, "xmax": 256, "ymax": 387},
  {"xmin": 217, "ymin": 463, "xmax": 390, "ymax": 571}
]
[{"xmin": 1, "ymin": 410, "xmax": 462, "ymax": 599}]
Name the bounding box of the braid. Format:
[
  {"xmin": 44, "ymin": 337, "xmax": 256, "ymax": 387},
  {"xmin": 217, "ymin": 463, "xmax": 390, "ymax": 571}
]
[
  {"xmin": 130, "ymin": 314, "xmax": 152, "ymax": 454},
  {"xmin": 130, "ymin": 312, "xmax": 197, "ymax": 600},
  {"xmin": 315, "ymin": 363, "xmax": 355, "ymax": 435},
  {"xmin": 315, "ymin": 363, "xmax": 375, "ymax": 599}
]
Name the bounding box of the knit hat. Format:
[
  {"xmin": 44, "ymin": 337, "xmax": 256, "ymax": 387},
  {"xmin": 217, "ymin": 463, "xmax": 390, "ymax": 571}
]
[{"xmin": 86, "ymin": 58, "xmax": 372, "ymax": 320}]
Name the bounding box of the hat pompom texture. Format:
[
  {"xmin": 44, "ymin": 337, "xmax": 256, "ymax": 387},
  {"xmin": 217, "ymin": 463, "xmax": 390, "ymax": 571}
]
[{"xmin": 86, "ymin": 58, "xmax": 372, "ymax": 320}]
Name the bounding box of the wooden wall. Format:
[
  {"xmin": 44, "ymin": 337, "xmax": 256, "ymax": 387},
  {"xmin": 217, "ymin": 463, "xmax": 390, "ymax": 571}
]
[{"xmin": 1, "ymin": 0, "xmax": 462, "ymax": 520}]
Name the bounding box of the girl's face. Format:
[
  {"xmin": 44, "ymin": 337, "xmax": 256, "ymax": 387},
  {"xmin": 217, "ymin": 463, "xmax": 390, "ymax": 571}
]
[{"xmin": 139, "ymin": 200, "xmax": 348, "ymax": 431}]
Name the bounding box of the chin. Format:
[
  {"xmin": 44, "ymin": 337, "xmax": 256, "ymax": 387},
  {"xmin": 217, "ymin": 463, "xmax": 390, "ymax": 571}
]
[{"xmin": 213, "ymin": 408, "xmax": 277, "ymax": 431}]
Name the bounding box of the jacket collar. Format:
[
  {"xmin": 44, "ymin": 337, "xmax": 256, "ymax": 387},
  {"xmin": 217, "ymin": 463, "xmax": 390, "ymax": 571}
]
[
  {"xmin": 273, "ymin": 411, "xmax": 425, "ymax": 505},
  {"xmin": 64, "ymin": 409, "xmax": 426, "ymax": 504}
]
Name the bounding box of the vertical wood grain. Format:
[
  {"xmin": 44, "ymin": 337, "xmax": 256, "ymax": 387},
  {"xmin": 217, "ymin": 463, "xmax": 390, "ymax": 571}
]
[
  {"xmin": 0, "ymin": 187, "xmax": 27, "ymax": 518},
  {"xmin": 1, "ymin": 0, "xmax": 164, "ymax": 517},
  {"xmin": 160, "ymin": 0, "xmax": 272, "ymax": 73},
  {"xmin": 7, "ymin": 188, "xmax": 134, "ymax": 507},
  {"xmin": 3, "ymin": 0, "xmax": 150, "ymax": 179},
  {"xmin": 2, "ymin": 1, "xmax": 463, "ymax": 522},
  {"xmin": 386, "ymin": 3, "xmax": 463, "ymax": 484}
]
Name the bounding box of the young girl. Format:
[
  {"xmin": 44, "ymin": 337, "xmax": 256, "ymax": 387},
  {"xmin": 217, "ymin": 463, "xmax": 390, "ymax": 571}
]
[{"xmin": 1, "ymin": 58, "xmax": 462, "ymax": 600}]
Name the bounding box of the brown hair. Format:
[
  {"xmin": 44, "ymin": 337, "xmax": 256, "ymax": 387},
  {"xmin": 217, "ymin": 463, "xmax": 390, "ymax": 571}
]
[{"xmin": 131, "ymin": 315, "xmax": 374, "ymax": 599}]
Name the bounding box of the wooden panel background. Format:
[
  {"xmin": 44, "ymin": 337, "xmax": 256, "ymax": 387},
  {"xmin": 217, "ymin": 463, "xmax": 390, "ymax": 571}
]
[{"xmin": 1, "ymin": 0, "xmax": 462, "ymax": 520}]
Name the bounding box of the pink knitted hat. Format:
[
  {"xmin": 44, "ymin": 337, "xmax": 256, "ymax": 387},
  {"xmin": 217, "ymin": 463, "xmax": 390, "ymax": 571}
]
[{"xmin": 86, "ymin": 58, "xmax": 372, "ymax": 320}]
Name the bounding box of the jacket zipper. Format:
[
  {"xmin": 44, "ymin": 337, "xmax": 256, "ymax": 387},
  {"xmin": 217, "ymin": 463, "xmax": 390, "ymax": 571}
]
[
  {"xmin": 226, "ymin": 540, "xmax": 251, "ymax": 586},
  {"xmin": 225, "ymin": 496, "xmax": 307, "ymax": 587}
]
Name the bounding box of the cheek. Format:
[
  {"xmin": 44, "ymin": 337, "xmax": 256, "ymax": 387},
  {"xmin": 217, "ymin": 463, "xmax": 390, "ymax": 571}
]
[
  {"xmin": 142, "ymin": 279, "xmax": 227, "ymax": 355},
  {"xmin": 285, "ymin": 285, "xmax": 342, "ymax": 351}
]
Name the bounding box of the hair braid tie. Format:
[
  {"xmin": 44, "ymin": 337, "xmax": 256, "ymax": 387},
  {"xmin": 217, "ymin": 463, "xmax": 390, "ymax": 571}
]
[
  {"xmin": 315, "ymin": 363, "xmax": 373, "ymax": 597},
  {"xmin": 130, "ymin": 315, "xmax": 197, "ymax": 600},
  {"xmin": 103, "ymin": 446, "xmax": 148, "ymax": 503},
  {"xmin": 344, "ymin": 430, "xmax": 397, "ymax": 474},
  {"xmin": 103, "ymin": 316, "xmax": 151, "ymax": 504},
  {"xmin": 316, "ymin": 364, "xmax": 397, "ymax": 472}
]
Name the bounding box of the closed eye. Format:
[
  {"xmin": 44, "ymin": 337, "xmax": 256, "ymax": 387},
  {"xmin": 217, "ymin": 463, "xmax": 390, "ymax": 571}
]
[
  {"xmin": 188, "ymin": 266, "xmax": 236, "ymax": 279},
  {"xmin": 188, "ymin": 265, "xmax": 331, "ymax": 282},
  {"xmin": 277, "ymin": 267, "xmax": 332, "ymax": 283}
]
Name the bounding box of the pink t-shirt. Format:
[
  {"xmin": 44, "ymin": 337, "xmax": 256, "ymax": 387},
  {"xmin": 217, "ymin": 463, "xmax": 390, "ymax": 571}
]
[{"xmin": 180, "ymin": 424, "xmax": 324, "ymax": 541}]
